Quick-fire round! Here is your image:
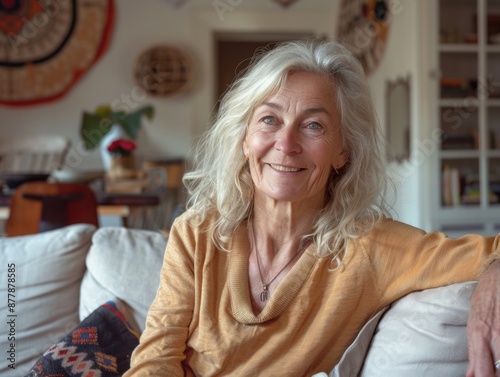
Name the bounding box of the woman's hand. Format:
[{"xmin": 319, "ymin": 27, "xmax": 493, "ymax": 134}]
[{"xmin": 467, "ymin": 259, "xmax": 500, "ymax": 376}]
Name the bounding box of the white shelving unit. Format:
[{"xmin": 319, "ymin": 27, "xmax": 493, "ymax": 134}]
[{"xmin": 431, "ymin": 0, "xmax": 500, "ymax": 236}]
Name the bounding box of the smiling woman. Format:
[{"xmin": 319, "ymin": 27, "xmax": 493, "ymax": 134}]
[
  {"xmin": 243, "ymin": 71, "xmax": 346, "ymax": 209},
  {"xmin": 123, "ymin": 40, "xmax": 500, "ymax": 377}
]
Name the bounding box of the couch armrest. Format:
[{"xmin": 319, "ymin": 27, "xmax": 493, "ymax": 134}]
[{"xmin": 360, "ymin": 281, "xmax": 476, "ymax": 377}]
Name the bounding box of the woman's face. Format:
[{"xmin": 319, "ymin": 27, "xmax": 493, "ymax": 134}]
[{"xmin": 243, "ymin": 71, "xmax": 347, "ymax": 206}]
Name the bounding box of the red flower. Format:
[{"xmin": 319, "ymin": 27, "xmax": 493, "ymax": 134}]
[{"xmin": 107, "ymin": 139, "xmax": 136, "ymax": 155}]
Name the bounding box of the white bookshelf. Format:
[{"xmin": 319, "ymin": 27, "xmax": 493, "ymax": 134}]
[{"xmin": 431, "ymin": 0, "xmax": 500, "ymax": 235}]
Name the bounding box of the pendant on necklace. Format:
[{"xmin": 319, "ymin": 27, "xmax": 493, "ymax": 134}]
[{"xmin": 260, "ymin": 284, "xmax": 270, "ymax": 302}]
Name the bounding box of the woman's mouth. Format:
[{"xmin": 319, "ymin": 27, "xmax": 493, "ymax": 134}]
[{"xmin": 269, "ymin": 164, "xmax": 303, "ymax": 172}]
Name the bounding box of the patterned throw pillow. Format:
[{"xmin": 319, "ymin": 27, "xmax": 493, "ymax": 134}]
[{"xmin": 25, "ymin": 301, "xmax": 139, "ymax": 377}]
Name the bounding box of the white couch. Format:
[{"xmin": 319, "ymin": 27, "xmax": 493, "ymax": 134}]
[{"xmin": 0, "ymin": 224, "xmax": 476, "ymax": 377}]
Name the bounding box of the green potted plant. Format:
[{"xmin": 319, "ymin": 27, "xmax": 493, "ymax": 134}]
[
  {"xmin": 80, "ymin": 104, "xmax": 155, "ymax": 150},
  {"xmin": 79, "ymin": 104, "xmax": 154, "ymax": 169}
]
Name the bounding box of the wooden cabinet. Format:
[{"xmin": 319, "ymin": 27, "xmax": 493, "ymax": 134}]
[{"xmin": 432, "ymin": 0, "xmax": 500, "ymax": 235}]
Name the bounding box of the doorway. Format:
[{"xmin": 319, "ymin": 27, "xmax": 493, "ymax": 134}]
[{"xmin": 215, "ymin": 32, "xmax": 314, "ymax": 103}]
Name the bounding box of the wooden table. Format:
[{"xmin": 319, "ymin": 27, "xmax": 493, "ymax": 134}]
[
  {"xmin": 0, "ymin": 192, "xmax": 160, "ymax": 225},
  {"xmin": 95, "ymin": 192, "xmax": 161, "ymax": 227}
]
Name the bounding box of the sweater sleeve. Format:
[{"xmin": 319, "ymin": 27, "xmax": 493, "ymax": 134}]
[
  {"xmin": 124, "ymin": 217, "xmax": 196, "ymax": 377},
  {"xmin": 361, "ymin": 219, "xmax": 500, "ymax": 307}
]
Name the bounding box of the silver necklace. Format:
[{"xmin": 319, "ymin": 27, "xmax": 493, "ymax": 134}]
[{"xmin": 250, "ymin": 221, "xmax": 307, "ymax": 302}]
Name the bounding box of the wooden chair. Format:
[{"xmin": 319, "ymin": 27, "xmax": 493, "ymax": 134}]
[
  {"xmin": 6, "ymin": 182, "xmax": 99, "ymax": 237},
  {"xmin": 0, "ymin": 135, "xmax": 70, "ymax": 173}
]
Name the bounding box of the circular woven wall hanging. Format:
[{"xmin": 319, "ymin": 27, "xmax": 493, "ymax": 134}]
[
  {"xmin": 0, "ymin": 0, "xmax": 114, "ymax": 106},
  {"xmin": 134, "ymin": 45, "xmax": 194, "ymax": 97}
]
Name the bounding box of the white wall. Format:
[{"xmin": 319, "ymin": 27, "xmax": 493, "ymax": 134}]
[
  {"xmin": 0, "ymin": 0, "xmax": 427, "ymax": 227},
  {"xmin": 0, "ymin": 0, "xmax": 196, "ymax": 170},
  {"xmin": 368, "ymin": 0, "xmax": 429, "ymax": 229},
  {"xmin": 0, "ymin": 0, "xmax": 337, "ymax": 171}
]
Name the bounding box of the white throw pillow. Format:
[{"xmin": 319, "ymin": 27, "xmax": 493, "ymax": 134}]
[
  {"xmin": 360, "ymin": 281, "xmax": 476, "ymax": 377},
  {"xmin": 79, "ymin": 227, "xmax": 168, "ymax": 332},
  {"xmin": 0, "ymin": 224, "xmax": 96, "ymax": 377}
]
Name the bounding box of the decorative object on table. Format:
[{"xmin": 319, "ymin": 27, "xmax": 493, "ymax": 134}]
[
  {"xmin": 79, "ymin": 104, "xmax": 155, "ymax": 169},
  {"xmin": 0, "ymin": 0, "xmax": 114, "ymax": 106},
  {"xmin": 135, "ymin": 45, "xmax": 194, "ymax": 97},
  {"xmin": 103, "ymin": 164, "xmax": 167, "ymax": 195},
  {"xmin": 107, "ymin": 139, "xmax": 137, "ymax": 181},
  {"xmin": 336, "ymin": 0, "xmax": 390, "ymax": 76}
]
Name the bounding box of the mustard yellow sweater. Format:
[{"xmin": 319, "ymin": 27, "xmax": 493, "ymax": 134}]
[{"xmin": 124, "ymin": 213, "xmax": 500, "ymax": 377}]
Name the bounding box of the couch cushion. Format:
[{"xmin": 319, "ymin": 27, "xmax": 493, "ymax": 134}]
[
  {"xmin": 360, "ymin": 281, "xmax": 476, "ymax": 377},
  {"xmin": 25, "ymin": 299, "xmax": 140, "ymax": 376},
  {"xmin": 0, "ymin": 224, "xmax": 96, "ymax": 376},
  {"xmin": 80, "ymin": 227, "xmax": 168, "ymax": 332}
]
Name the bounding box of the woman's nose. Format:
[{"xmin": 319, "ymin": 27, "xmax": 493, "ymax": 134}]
[{"xmin": 274, "ymin": 126, "xmax": 302, "ymax": 154}]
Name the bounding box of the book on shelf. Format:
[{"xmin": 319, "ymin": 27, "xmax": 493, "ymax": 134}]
[
  {"xmin": 440, "ymin": 77, "xmax": 474, "ymax": 98},
  {"xmin": 454, "ymin": 173, "xmax": 500, "ymax": 205},
  {"xmin": 440, "ymin": 129, "xmax": 478, "ymax": 150},
  {"xmin": 442, "ymin": 165, "xmax": 461, "ymax": 206}
]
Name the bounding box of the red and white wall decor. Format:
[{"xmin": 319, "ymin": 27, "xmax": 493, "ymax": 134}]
[{"xmin": 0, "ymin": 0, "xmax": 115, "ymax": 106}]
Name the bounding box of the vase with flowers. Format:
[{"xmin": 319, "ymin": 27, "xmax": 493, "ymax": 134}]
[
  {"xmin": 107, "ymin": 138, "xmax": 137, "ymax": 180},
  {"xmin": 79, "ymin": 104, "xmax": 154, "ymax": 170}
]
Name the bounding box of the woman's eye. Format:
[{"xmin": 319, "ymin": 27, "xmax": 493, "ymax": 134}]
[
  {"xmin": 262, "ymin": 116, "xmax": 276, "ymax": 125},
  {"xmin": 306, "ymin": 122, "xmax": 323, "ymax": 131}
]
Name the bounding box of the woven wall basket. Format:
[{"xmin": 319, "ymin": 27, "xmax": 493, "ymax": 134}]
[{"xmin": 134, "ymin": 45, "xmax": 194, "ymax": 98}]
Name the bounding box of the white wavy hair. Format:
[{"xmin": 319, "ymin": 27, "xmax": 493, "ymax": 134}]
[{"xmin": 183, "ymin": 39, "xmax": 390, "ymax": 259}]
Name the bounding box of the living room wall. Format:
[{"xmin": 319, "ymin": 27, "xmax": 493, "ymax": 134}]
[
  {"xmin": 0, "ymin": 0, "xmax": 426, "ymax": 227},
  {"xmin": 0, "ymin": 0, "xmax": 337, "ymax": 171},
  {"xmin": 368, "ymin": 0, "xmax": 426, "ymax": 229}
]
